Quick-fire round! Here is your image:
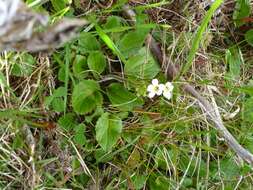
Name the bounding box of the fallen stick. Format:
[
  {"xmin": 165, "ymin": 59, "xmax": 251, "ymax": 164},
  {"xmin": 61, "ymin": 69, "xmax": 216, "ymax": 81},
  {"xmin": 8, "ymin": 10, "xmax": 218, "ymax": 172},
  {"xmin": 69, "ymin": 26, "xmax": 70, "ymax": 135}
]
[{"xmin": 123, "ymin": 5, "xmax": 253, "ymax": 165}]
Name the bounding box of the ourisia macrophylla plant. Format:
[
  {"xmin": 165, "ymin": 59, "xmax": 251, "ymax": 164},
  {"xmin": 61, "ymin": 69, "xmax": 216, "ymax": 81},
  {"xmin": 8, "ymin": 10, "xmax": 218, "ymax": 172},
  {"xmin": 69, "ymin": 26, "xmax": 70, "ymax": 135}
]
[{"xmin": 147, "ymin": 79, "xmax": 174, "ymax": 100}]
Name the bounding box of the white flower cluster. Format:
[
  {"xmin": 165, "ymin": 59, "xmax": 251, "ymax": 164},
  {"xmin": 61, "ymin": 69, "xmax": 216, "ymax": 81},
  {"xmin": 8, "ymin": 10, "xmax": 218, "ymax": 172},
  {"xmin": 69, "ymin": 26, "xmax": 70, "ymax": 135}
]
[{"xmin": 147, "ymin": 79, "xmax": 174, "ymax": 100}]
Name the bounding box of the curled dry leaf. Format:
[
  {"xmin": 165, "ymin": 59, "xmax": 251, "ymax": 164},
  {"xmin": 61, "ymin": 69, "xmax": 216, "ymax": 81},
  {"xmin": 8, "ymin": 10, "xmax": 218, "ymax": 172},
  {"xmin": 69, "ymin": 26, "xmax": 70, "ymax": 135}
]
[{"xmin": 0, "ymin": 0, "xmax": 88, "ymax": 52}]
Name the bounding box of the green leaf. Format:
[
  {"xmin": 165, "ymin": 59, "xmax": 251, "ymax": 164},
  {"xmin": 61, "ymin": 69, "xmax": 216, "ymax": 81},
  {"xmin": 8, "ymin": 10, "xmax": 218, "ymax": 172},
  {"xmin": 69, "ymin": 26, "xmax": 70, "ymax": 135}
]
[
  {"xmin": 85, "ymin": 107, "xmax": 104, "ymax": 123},
  {"xmin": 45, "ymin": 96, "xmax": 54, "ymax": 107},
  {"xmin": 95, "ymin": 24, "xmax": 127, "ymax": 63},
  {"xmin": 243, "ymin": 136, "xmax": 253, "ymax": 153},
  {"xmin": 239, "ymin": 80, "xmax": 253, "ymax": 96},
  {"xmin": 220, "ymin": 158, "xmax": 241, "ymax": 180},
  {"xmin": 51, "ymin": 0, "xmax": 68, "ymax": 12},
  {"xmin": 245, "ymin": 29, "xmax": 253, "ymax": 47},
  {"xmin": 58, "ymin": 67, "xmax": 65, "ymax": 82},
  {"xmin": 52, "ymin": 98, "xmax": 65, "ymax": 112},
  {"xmin": 104, "ymin": 16, "xmax": 122, "ymax": 29},
  {"xmin": 52, "ymin": 87, "xmax": 67, "ymax": 97},
  {"xmin": 103, "ymin": 16, "xmax": 123, "ymax": 43},
  {"xmin": 179, "ymin": 153, "xmax": 207, "ymax": 177},
  {"xmin": 72, "ymin": 55, "xmax": 88, "ymax": 77},
  {"xmin": 107, "ymin": 83, "xmax": 143, "ymax": 111},
  {"xmin": 44, "ymin": 87, "xmax": 66, "ymax": 112},
  {"xmin": 154, "ymin": 148, "xmax": 168, "ymax": 170},
  {"xmin": 74, "ymin": 124, "xmax": 86, "ymax": 146},
  {"xmin": 136, "ymin": 11, "xmax": 149, "ymax": 25},
  {"xmin": 239, "ymin": 86, "xmax": 253, "ymax": 96},
  {"xmin": 87, "ymin": 51, "xmax": 106, "ymax": 74},
  {"xmin": 12, "ymin": 135, "xmax": 24, "ymax": 150},
  {"xmin": 78, "ymin": 33, "xmax": 100, "ymax": 53},
  {"xmin": 11, "ymin": 53, "xmax": 36, "ymax": 77},
  {"xmin": 118, "ymin": 28, "xmax": 150, "ymax": 57},
  {"xmin": 242, "ymin": 96, "xmax": 253, "ymax": 123},
  {"xmin": 233, "ymin": 0, "xmax": 251, "ymax": 27},
  {"xmin": 51, "ymin": 98, "xmax": 65, "ymax": 112},
  {"xmin": 148, "ymin": 174, "xmax": 172, "ymax": 190},
  {"xmin": 225, "ymin": 47, "xmax": 243, "ymax": 82},
  {"xmin": 131, "ymin": 175, "xmax": 147, "ymax": 190},
  {"xmin": 125, "ymin": 48, "xmax": 160, "ymax": 79},
  {"xmin": 75, "ymin": 92, "xmax": 103, "ymax": 114},
  {"xmin": 58, "ymin": 113, "xmax": 77, "ymax": 131},
  {"xmin": 72, "ymin": 80, "xmax": 103, "ymax": 114},
  {"xmin": 95, "ymin": 148, "xmax": 114, "ymax": 163},
  {"xmin": 0, "ymin": 71, "xmax": 7, "ymax": 86},
  {"xmin": 95, "ymin": 112, "xmax": 123, "ymax": 151}
]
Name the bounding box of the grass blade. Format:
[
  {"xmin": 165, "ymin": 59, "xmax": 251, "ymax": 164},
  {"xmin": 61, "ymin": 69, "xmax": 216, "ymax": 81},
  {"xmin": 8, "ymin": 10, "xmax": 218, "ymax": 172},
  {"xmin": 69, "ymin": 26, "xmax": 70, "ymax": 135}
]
[
  {"xmin": 179, "ymin": 0, "xmax": 224, "ymax": 78},
  {"xmin": 95, "ymin": 24, "xmax": 127, "ymax": 64},
  {"xmin": 64, "ymin": 44, "xmax": 70, "ymax": 114}
]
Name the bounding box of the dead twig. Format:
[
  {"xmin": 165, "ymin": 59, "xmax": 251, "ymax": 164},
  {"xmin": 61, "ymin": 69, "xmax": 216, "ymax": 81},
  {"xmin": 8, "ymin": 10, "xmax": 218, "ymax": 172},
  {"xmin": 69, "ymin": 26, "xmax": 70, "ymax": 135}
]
[
  {"xmin": 123, "ymin": 4, "xmax": 253, "ymax": 165},
  {"xmin": 22, "ymin": 124, "xmax": 37, "ymax": 188}
]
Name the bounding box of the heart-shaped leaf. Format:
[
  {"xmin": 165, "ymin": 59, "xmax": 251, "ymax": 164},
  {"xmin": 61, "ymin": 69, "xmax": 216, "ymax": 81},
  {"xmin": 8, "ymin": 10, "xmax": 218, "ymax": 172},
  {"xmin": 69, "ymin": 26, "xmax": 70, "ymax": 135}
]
[
  {"xmin": 78, "ymin": 33, "xmax": 100, "ymax": 53},
  {"xmin": 72, "ymin": 80, "xmax": 103, "ymax": 114},
  {"xmin": 95, "ymin": 112, "xmax": 123, "ymax": 151},
  {"xmin": 87, "ymin": 51, "xmax": 106, "ymax": 74},
  {"xmin": 125, "ymin": 48, "xmax": 160, "ymax": 79},
  {"xmin": 107, "ymin": 83, "xmax": 143, "ymax": 111}
]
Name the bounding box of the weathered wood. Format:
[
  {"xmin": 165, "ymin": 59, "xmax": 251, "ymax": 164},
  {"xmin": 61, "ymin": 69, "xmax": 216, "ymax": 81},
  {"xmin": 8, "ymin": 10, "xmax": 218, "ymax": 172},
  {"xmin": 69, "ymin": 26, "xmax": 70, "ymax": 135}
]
[{"xmin": 0, "ymin": 0, "xmax": 88, "ymax": 52}]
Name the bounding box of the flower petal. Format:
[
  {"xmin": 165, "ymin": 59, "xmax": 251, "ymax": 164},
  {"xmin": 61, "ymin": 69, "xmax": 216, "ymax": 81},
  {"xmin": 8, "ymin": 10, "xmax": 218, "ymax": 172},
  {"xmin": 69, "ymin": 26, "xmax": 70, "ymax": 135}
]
[
  {"xmin": 152, "ymin": 79, "xmax": 159, "ymax": 85},
  {"xmin": 147, "ymin": 84, "xmax": 154, "ymax": 92},
  {"xmin": 165, "ymin": 82, "xmax": 174, "ymax": 92},
  {"xmin": 156, "ymin": 90, "xmax": 163, "ymax": 95},
  {"xmin": 148, "ymin": 91, "xmax": 156, "ymax": 98},
  {"xmin": 163, "ymin": 91, "xmax": 172, "ymax": 100},
  {"xmin": 156, "ymin": 84, "xmax": 164, "ymax": 96},
  {"xmin": 159, "ymin": 84, "xmax": 165, "ymax": 91}
]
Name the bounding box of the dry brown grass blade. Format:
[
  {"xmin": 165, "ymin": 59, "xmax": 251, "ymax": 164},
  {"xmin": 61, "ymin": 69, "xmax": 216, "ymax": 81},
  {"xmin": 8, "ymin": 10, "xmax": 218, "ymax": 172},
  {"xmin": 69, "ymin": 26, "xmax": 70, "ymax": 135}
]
[{"xmin": 123, "ymin": 4, "xmax": 253, "ymax": 166}]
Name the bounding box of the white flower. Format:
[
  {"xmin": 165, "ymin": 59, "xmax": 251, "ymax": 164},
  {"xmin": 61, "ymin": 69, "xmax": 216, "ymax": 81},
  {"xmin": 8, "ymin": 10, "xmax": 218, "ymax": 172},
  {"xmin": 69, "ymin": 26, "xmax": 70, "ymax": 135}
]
[
  {"xmin": 162, "ymin": 82, "xmax": 174, "ymax": 100},
  {"xmin": 147, "ymin": 79, "xmax": 165, "ymax": 98}
]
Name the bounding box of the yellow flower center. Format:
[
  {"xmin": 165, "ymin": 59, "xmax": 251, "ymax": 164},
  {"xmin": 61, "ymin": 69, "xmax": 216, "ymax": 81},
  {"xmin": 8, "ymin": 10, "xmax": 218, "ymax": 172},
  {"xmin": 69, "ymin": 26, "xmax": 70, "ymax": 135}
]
[{"xmin": 154, "ymin": 86, "xmax": 159, "ymax": 92}]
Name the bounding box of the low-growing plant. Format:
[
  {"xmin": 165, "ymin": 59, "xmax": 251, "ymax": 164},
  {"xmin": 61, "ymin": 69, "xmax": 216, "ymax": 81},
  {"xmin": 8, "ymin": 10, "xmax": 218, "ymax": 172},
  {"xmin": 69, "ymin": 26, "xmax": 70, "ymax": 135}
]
[{"xmin": 1, "ymin": 0, "xmax": 253, "ymax": 189}]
